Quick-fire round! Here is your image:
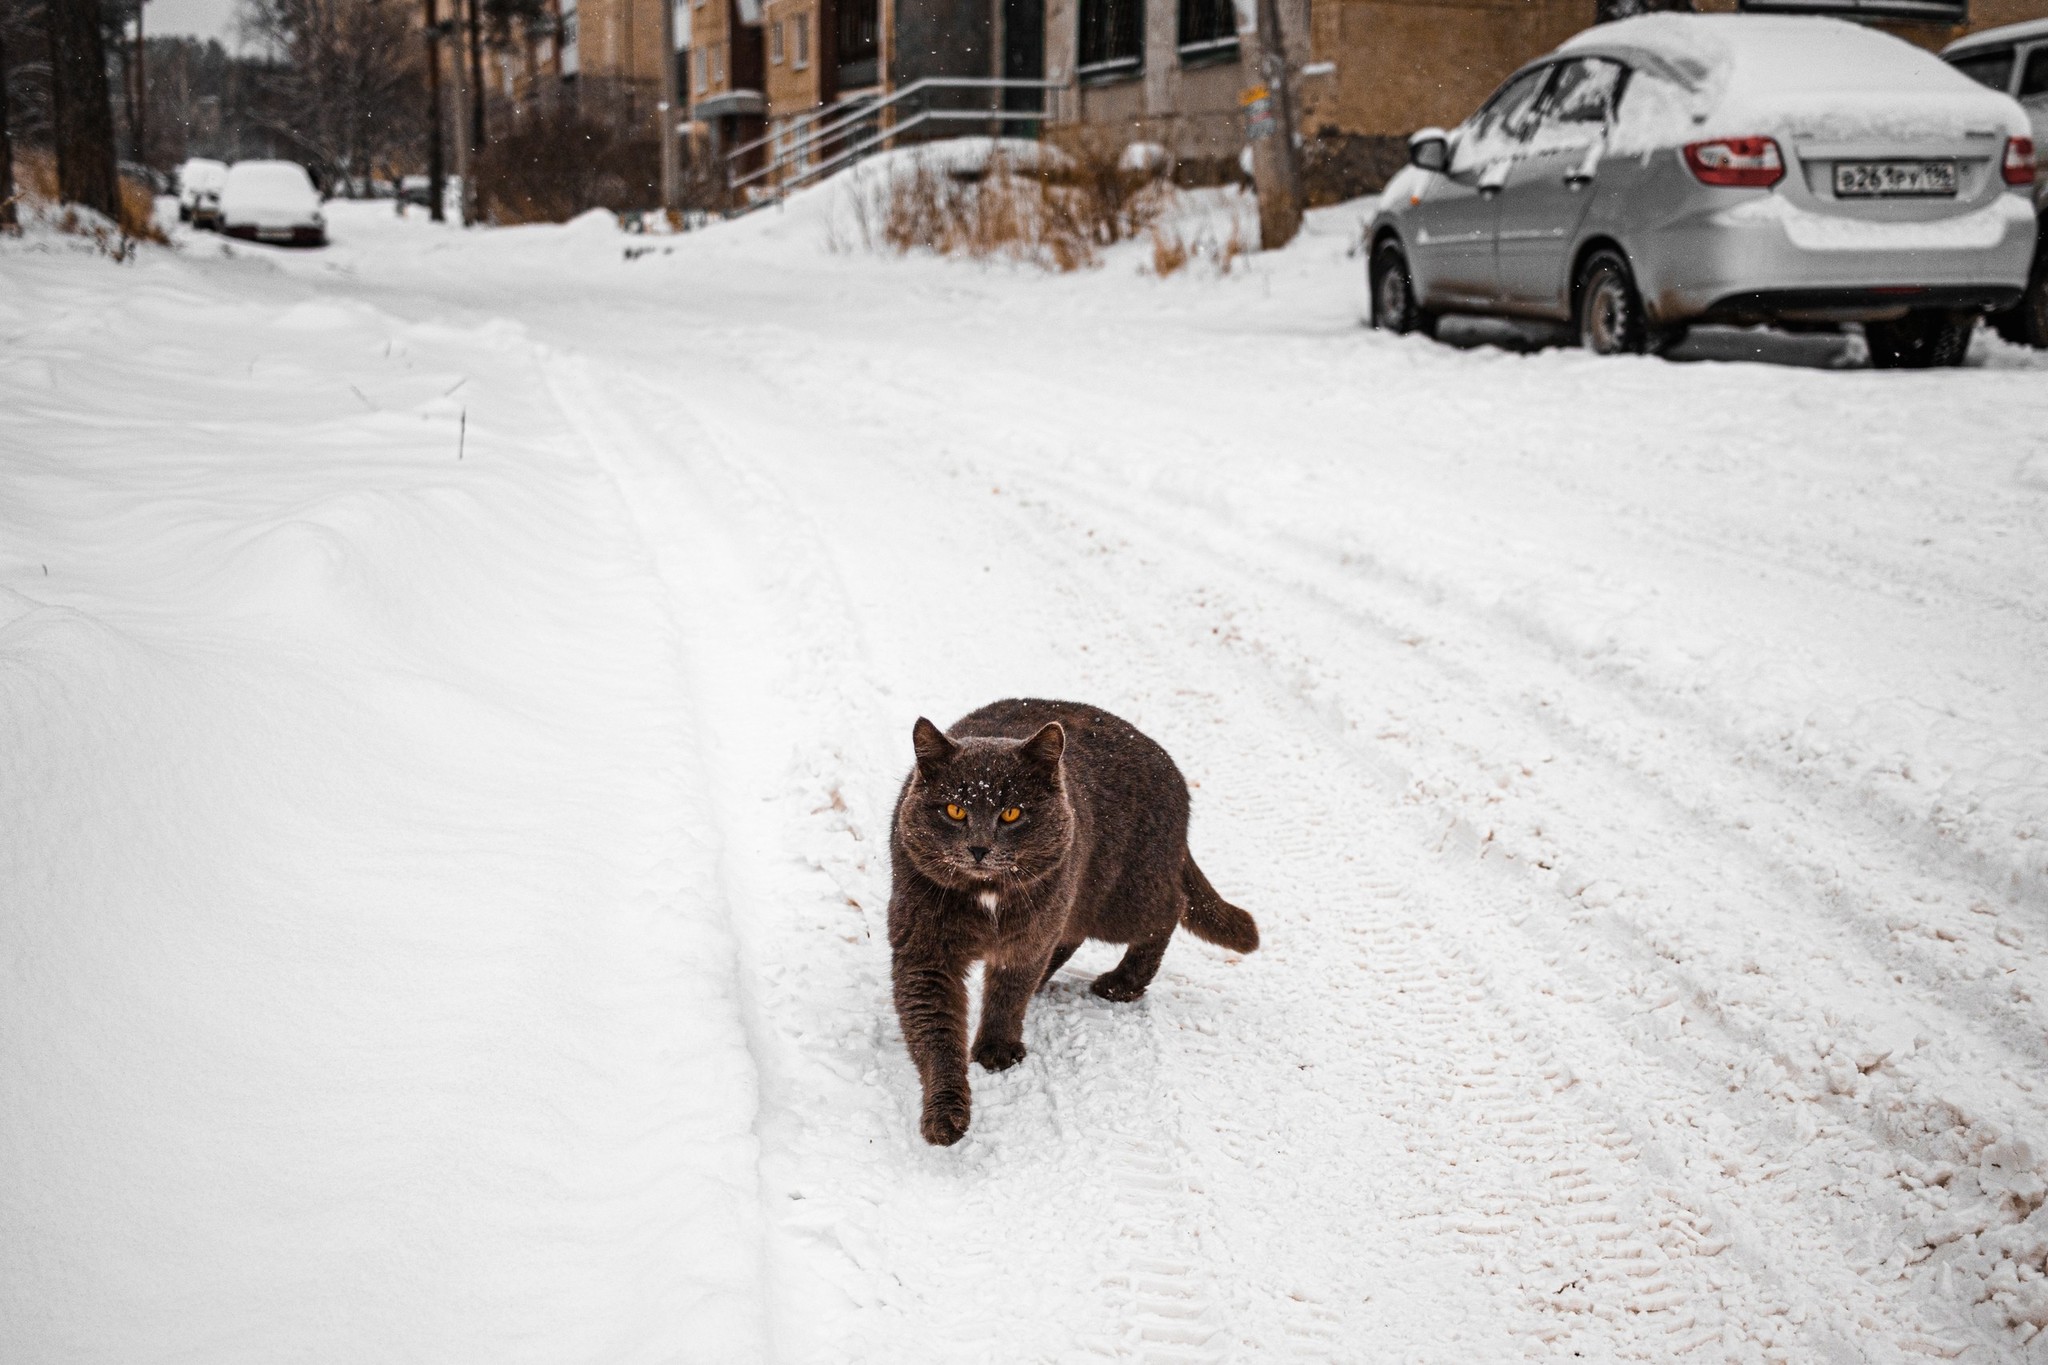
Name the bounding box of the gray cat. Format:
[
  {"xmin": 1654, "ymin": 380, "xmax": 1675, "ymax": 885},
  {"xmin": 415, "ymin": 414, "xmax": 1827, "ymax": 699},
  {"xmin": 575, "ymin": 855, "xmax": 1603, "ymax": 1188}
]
[{"xmin": 887, "ymin": 698, "xmax": 1259, "ymax": 1146}]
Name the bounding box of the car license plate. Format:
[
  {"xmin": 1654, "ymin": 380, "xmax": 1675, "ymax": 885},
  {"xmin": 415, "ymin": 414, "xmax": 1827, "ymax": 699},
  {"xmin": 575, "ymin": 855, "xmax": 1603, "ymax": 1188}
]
[{"xmin": 1833, "ymin": 161, "xmax": 1957, "ymax": 198}]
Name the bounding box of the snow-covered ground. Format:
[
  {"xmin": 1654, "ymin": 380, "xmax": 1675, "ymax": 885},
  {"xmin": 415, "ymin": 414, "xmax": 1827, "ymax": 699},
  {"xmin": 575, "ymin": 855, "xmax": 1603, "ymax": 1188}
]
[{"xmin": 4, "ymin": 185, "xmax": 2047, "ymax": 1364}]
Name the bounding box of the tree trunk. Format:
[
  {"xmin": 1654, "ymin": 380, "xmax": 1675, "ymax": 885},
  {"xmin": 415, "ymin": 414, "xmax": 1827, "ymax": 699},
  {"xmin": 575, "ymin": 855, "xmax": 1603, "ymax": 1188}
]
[
  {"xmin": 1, "ymin": 26, "xmax": 16, "ymax": 232},
  {"xmin": 47, "ymin": 0, "xmax": 122, "ymax": 220},
  {"xmin": 466, "ymin": 0, "xmax": 483, "ymax": 221},
  {"xmin": 466, "ymin": 0, "xmax": 483, "ymax": 151},
  {"xmin": 1248, "ymin": 0, "xmax": 1303, "ymax": 252},
  {"xmin": 450, "ymin": 5, "xmax": 471, "ymax": 225},
  {"xmin": 134, "ymin": 2, "xmax": 147, "ymax": 165},
  {"xmin": 426, "ymin": 0, "xmax": 446, "ymax": 222},
  {"xmin": 117, "ymin": 27, "xmax": 135, "ymax": 160}
]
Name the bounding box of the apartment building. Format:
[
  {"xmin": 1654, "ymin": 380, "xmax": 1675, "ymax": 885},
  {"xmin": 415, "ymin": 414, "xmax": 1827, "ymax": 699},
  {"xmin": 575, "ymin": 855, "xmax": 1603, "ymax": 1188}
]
[{"xmin": 537, "ymin": 0, "xmax": 2048, "ymax": 198}]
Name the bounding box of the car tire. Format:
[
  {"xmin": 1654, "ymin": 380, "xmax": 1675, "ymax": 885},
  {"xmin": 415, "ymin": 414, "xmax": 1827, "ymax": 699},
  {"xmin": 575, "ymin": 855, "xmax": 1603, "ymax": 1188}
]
[
  {"xmin": 1989, "ymin": 240, "xmax": 2048, "ymax": 348},
  {"xmin": 1371, "ymin": 241, "xmax": 1437, "ymax": 338},
  {"xmin": 1577, "ymin": 248, "xmax": 1649, "ymax": 356},
  {"xmin": 1866, "ymin": 309, "xmax": 1974, "ymax": 369}
]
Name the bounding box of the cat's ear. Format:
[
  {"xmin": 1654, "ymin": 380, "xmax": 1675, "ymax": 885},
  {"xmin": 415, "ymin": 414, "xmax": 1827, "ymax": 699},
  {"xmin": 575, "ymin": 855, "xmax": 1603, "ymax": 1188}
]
[
  {"xmin": 912, "ymin": 717, "xmax": 959, "ymax": 771},
  {"xmin": 1019, "ymin": 721, "xmax": 1065, "ymax": 771}
]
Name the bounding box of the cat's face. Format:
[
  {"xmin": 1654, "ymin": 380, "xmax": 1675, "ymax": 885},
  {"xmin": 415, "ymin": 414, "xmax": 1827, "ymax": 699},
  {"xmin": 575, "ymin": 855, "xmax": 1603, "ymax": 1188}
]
[{"xmin": 899, "ymin": 718, "xmax": 1074, "ymax": 891}]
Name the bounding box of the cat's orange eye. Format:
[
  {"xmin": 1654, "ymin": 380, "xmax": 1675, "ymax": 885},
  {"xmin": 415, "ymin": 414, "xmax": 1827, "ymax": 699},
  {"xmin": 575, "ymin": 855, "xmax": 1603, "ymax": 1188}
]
[
  {"xmin": 1000, "ymin": 807, "xmax": 1022, "ymax": 823},
  {"xmin": 945, "ymin": 804, "xmax": 967, "ymax": 822}
]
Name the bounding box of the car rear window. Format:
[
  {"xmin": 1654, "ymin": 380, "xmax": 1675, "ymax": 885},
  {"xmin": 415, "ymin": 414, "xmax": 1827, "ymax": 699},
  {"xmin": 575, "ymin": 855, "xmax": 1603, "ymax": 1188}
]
[
  {"xmin": 1948, "ymin": 47, "xmax": 2014, "ymax": 92},
  {"xmin": 2021, "ymin": 46, "xmax": 2048, "ymax": 101}
]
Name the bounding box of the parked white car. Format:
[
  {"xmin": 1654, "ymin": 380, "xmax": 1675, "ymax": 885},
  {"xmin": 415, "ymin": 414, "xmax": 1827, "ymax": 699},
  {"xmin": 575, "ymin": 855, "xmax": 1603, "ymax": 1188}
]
[
  {"xmin": 176, "ymin": 158, "xmax": 228, "ymax": 229},
  {"xmin": 217, "ymin": 161, "xmax": 328, "ymax": 247}
]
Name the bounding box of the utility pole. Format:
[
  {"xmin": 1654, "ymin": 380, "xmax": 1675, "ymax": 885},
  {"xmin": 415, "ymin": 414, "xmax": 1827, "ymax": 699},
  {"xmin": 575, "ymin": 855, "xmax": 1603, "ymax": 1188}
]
[
  {"xmin": 659, "ymin": 0, "xmax": 680, "ymax": 212},
  {"xmin": 1246, "ymin": 0, "xmax": 1302, "ymax": 251},
  {"xmin": 45, "ymin": 0, "xmax": 122, "ymax": 220},
  {"xmin": 426, "ymin": 0, "xmax": 446, "ymax": 222}
]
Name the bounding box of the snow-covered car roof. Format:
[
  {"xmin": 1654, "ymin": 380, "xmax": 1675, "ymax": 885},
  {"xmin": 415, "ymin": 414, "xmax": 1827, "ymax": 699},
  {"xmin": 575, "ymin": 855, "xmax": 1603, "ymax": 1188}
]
[
  {"xmin": 1566, "ymin": 14, "xmax": 1980, "ymax": 93},
  {"xmin": 1560, "ymin": 14, "xmax": 2027, "ymax": 142},
  {"xmin": 219, "ymin": 161, "xmax": 322, "ymax": 224},
  {"xmin": 178, "ymin": 158, "xmax": 228, "ymax": 191},
  {"xmin": 1942, "ymin": 15, "xmax": 2048, "ymax": 57}
]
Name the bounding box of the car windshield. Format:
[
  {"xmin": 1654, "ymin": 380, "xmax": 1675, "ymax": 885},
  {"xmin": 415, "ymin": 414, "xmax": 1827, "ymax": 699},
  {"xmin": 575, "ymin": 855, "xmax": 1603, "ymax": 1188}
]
[
  {"xmin": 1949, "ymin": 47, "xmax": 2015, "ymax": 91},
  {"xmin": 1460, "ymin": 66, "xmax": 1553, "ymax": 165}
]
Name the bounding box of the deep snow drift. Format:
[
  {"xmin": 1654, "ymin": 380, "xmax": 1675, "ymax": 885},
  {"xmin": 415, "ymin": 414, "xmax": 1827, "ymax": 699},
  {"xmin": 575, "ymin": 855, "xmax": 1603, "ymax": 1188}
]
[{"xmin": 4, "ymin": 184, "xmax": 2047, "ymax": 1364}]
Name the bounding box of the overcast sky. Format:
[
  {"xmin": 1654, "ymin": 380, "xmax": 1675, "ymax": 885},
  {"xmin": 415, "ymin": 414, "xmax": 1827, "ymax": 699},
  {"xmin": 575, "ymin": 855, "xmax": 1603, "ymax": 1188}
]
[{"xmin": 143, "ymin": 0, "xmax": 244, "ymax": 45}]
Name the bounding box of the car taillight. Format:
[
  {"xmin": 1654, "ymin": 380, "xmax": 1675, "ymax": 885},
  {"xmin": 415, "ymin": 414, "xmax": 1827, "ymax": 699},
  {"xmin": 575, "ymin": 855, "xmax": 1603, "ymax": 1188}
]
[
  {"xmin": 1684, "ymin": 137, "xmax": 1785, "ymax": 188},
  {"xmin": 2005, "ymin": 136, "xmax": 2037, "ymax": 186}
]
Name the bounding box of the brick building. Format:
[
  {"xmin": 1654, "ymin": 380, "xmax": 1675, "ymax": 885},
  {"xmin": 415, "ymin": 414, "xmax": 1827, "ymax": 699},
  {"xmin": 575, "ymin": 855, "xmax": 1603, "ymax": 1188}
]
[{"xmin": 534, "ymin": 0, "xmax": 2048, "ymax": 196}]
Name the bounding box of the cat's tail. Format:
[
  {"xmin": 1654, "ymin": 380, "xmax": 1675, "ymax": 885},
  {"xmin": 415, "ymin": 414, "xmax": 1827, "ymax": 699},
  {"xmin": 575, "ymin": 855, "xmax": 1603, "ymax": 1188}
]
[{"xmin": 1180, "ymin": 856, "xmax": 1259, "ymax": 954}]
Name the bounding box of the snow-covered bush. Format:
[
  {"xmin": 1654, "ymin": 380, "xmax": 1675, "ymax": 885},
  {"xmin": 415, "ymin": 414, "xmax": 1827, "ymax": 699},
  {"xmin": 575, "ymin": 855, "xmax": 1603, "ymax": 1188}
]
[
  {"xmin": 832, "ymin": 133, "xmax": 1170, "ymax": 271},
  {"xmin": 3, "ymin": 148, "xmax": 166, "ymax": 257}
]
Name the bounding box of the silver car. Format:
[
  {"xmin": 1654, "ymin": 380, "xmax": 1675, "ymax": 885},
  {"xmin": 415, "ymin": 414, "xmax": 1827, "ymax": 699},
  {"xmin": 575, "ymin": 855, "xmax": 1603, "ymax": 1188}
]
[
  {"xmin": 1368, "ymin": 14, "xmax": 2039, "ymax": 367},
  {"xmin": 1942, "ymin": 17, "xmax": 2048, "ymax": 346}
]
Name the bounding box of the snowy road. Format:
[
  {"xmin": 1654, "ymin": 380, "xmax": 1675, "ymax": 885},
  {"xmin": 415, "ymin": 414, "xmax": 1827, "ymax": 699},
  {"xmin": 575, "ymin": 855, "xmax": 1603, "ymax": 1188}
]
[{"xmin": 6, "ymin": 194, "xmax": 2048, "ymax": 1363}]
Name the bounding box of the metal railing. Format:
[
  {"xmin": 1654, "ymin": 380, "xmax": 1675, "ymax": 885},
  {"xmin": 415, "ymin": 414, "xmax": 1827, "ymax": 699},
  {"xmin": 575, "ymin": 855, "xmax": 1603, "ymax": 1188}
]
[{"xmin": 725, "ymin": 76, "xmax": 1070, "ymax": 207}]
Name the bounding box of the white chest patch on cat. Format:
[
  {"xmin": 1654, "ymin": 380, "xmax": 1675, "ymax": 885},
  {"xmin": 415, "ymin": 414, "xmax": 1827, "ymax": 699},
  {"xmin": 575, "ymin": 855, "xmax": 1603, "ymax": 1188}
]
[{"xmin": 977, "ymin": 890, "xmax": 999, "ymax": 914}]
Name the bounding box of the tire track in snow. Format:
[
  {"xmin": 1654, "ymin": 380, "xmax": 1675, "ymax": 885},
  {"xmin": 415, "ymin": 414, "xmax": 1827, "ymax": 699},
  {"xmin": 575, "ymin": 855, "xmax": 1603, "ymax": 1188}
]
[
  {"xmin": 978, "ymin": 456, "xmax": 2033, "ymax": 1359},
  {"xmin": 562, "ymin": 319, "xmax": 2033, "ymax": 1361},
  {"xmin": 675, "ymin": 382, "xmax": 1826, "ymax": 1358}
]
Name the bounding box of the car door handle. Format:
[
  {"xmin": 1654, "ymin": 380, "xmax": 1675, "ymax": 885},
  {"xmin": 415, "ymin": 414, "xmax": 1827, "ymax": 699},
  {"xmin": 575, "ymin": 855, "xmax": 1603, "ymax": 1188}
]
[{"xmin": 1563, "ymin": 172, "xmax": 1593, "ymax": 189}]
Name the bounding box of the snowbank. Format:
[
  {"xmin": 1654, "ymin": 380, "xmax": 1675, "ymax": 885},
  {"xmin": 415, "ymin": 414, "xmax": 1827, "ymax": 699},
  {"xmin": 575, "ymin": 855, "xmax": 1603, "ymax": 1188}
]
[{"xmin": 0, "ymin": 241, "xmax": 767, "ymax": 1362}]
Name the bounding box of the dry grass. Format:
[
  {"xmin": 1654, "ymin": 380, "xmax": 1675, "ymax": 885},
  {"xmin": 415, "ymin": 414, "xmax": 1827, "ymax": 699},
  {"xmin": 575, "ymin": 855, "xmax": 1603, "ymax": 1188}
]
[
  {"xmin": 840, "ymin": 134, "xmax": 1172, "ymax": 273},
  {"xmin": 6, "ymin": 148, "xmax": 166, "ymax": 256},
  {"xmin": 1146, "ymin": 207, "xmax": 1252, "ymax": 279},
  {"xmin": 1150, "ymin": 226, "xmax": 1190, "ymax": 277}
]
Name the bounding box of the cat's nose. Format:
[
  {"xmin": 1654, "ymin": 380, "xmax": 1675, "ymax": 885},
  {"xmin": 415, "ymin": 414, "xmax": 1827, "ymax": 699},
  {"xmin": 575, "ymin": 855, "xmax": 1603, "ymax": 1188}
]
[{"xmin": 968, "ymin": 846, "xmax": 990, "ymax": 864}]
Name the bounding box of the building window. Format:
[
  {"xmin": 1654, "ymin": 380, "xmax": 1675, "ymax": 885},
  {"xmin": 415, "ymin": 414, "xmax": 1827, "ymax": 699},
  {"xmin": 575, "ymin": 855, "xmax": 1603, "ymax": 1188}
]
[
  {"xmin": 694, "ymin": 45, "xmax": 708, "ymax": 88},
  {"xmin": 1176, "ymin": 0, "xmax": 1236, "ymax": 63},
  {"xmin": 771, "ymin": 18, "xmax": 784, "ymax": 62},
  {"xmin": 794, "ymin": 13, "xmax": 810, "ymax": 68},
  {"xmin": 714, "ymin": 44, "xmax": 725, "ymax": 84},
  {"xmin": 1078, "ymin": 0, "xmax": 1142, "ymax": 80}
]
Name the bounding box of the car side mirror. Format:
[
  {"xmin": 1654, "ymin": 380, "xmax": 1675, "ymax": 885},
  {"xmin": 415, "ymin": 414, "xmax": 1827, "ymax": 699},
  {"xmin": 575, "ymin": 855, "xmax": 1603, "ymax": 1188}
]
[{"xmin": 1409, "ymin": 128, "xmax": 1450, "ymax": 173}]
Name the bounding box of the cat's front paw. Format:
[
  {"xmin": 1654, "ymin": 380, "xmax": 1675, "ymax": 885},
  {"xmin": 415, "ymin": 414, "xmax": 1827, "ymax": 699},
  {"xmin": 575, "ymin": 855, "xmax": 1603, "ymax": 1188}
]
[
  {"xmin": 920, "ymin": 1088, "xmax": 971, "ymax": 1146},
  {"xmin": 973, "ymin": 1036, "xmax": 1028, "ymax": 1072},
  {"xmin": 1090, "ymin": 974, "xmax": 1148, "ymax": 1003}
]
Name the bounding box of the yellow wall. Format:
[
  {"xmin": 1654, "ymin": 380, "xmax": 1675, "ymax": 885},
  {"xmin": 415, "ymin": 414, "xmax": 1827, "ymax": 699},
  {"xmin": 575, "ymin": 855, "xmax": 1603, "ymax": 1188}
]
[
  {"xmin": 762, "ymin": 0, "xmax": 825, "ymax": 115},
  {"xmin": 1303, "ymin": 0, "xmax": 1597, "ymax": 137}
]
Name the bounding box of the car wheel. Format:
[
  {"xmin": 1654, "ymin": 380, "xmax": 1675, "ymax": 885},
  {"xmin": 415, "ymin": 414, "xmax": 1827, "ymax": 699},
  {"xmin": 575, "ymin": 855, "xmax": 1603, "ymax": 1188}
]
[
  {"xmin": 1866, "ymin": 309, "xmax": 1974, "ymax": 369},
  {"xmin": 1371, "ymin": 241, "xmax": 1437, "ymax": 338},
  {"xmin": 1577, "ymin": 249, "xmax": 1648, "ymax": 356},
  {"xmin": 1990, "ymin": 245, "xmax": 2048, "ymax": 348}
]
